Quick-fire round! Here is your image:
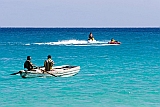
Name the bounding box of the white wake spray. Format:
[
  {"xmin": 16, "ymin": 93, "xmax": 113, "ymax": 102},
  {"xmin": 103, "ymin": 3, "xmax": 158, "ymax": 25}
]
[{"xmin": 25, "ymin": 39, "xmax": 120, "ymax": 46}]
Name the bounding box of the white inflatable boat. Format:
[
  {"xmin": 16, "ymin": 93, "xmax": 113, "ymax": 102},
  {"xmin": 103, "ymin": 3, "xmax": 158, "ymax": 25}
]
[{"xmin": 18, "ymin": 65, "xmax": 80, "ymax": 78}]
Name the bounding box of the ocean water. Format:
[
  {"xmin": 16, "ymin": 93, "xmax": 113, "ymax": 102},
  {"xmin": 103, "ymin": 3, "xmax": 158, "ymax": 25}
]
[{"xmin": 0, "ymin": 28, "xmax": 160, "ymax": 107}]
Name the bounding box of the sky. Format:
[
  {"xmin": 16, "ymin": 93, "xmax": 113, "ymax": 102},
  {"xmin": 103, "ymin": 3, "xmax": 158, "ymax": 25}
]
[{"xmin": 0, "ymin": 0, "xmax": 160, "ymax": 27}]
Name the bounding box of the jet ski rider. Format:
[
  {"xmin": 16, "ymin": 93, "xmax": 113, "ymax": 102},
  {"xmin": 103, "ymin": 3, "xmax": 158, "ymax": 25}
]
[
  {"xmin": 88, "ymin": 32, "xmax": 94, "ymax": 41},
  {"xmin": 111, "ymin": 38, "xmax": 118, "ymax": 42}
]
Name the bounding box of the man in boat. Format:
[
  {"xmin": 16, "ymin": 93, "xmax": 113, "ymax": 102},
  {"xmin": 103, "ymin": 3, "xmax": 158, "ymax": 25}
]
[
  {"xmin": 24, "ymin": 56, "xmax": 35, "ymax": 71},
  {"xmin": 110, "ymin": 38, "xmax": 118, "ymax": 43},
  {"xmin": 88, "ymin": 32, "xmax": 94, "ymax": 41},
  {"xmin": 111, "ymin": 38, "xmax": 115, "ymax": 42},
  {"xmin": 44, "ymin": 55, "xmax": 54, "ymax": 71}
]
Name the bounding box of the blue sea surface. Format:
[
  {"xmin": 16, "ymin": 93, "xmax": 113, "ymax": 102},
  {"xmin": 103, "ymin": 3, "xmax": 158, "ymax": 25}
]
[{"xmin": 0, "ymin": 28, "xmax": 160, "ymax": 107}]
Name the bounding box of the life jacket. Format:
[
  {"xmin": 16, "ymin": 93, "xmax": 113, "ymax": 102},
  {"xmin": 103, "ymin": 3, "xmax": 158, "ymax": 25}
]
[
  {"xmin": 44, "ymin": 59, "xmax": 53, "ymax": 71},
  {"xmin": 88, "ymin": 36, "xmax": 94, "ymax": 41}
]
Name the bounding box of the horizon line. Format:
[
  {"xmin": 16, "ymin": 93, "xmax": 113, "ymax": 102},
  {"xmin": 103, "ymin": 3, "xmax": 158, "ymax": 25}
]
[{"xmin": 0, "ymin": 26, "xmax": 160, "ymax": 28}]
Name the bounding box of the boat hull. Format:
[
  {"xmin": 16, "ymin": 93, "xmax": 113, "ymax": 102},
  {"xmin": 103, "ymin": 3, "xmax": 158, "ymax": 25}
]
[
  {"xmin": 19, "ymin": 65, "xmax": 80, "ymax": 78},
  {"xmin": 108, "ymin": 42, "xmax": 121, "ymax": 44}
]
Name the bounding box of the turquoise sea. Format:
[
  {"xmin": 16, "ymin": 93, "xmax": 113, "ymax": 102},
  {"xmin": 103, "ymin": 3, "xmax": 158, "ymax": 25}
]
[{"xmin": 0, "ymin": 28, "xmax": 160, "ymax": 107}]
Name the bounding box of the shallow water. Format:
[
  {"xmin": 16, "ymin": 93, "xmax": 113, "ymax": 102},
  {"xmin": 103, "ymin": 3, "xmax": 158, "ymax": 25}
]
[{"xmin": 0, "ymin": 28, "xmax": 160, "ymax": 107}]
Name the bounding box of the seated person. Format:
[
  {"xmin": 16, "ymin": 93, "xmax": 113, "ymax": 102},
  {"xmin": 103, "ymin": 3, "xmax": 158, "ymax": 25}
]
[
  {"xmin": 44, "ymin": 55, "xmax": 54, "ymax": 71},
  {"xmin": 24, "ymin": 56, "xmax": 35, "ymax": 71},
  {"xmin": 111, "ymin": 38, "xmax": 118, "ymax": 42}
]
